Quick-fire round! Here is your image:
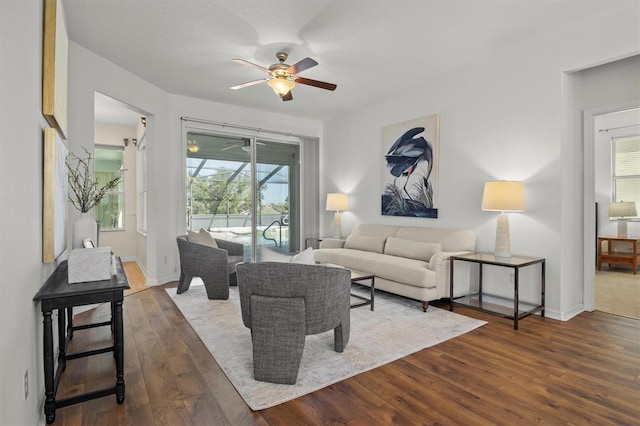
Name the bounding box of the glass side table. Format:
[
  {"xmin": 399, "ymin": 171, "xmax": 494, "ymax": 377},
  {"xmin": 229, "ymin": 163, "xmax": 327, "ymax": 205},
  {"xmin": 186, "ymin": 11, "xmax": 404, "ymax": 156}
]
[{"xmin": 449, "ymin": 253, "xmax": 545, "ymax": 330}]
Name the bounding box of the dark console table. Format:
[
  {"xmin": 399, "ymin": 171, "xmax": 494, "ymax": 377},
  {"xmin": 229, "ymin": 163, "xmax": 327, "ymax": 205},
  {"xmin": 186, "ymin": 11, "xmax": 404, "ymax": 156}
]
[{"xmin": 33, "ymin": 258, "xmax": 130, "ymax": 424}]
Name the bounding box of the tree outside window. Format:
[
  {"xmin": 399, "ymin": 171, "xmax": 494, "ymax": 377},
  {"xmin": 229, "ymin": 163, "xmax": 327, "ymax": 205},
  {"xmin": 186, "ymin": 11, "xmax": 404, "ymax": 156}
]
[{"xmin": 189, "ymin": 168, "xmax": 266, "ymax": 217}]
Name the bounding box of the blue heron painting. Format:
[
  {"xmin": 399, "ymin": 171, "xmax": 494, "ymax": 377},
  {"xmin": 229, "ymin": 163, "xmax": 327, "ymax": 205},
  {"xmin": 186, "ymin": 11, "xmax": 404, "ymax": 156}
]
[{"xmin": 382, "ymin": 116, "xmax": 439, "ymax": 217}]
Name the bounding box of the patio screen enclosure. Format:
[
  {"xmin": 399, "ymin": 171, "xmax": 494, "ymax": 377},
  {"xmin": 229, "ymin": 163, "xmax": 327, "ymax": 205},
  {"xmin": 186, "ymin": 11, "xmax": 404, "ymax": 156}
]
[{"xmin": 185, "ymin": 131, "xmax": 301, "ymax": 259}]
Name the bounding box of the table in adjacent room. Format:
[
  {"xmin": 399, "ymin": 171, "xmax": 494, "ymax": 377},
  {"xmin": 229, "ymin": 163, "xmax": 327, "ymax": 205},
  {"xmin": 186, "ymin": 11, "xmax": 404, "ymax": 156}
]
[
  {"xmin": 597, "ymin": 236, "xmax": 639, "ymax": 274},
  {"xmin": 33, "ymin": 258, "xmax": 130, "ymax": 424}
]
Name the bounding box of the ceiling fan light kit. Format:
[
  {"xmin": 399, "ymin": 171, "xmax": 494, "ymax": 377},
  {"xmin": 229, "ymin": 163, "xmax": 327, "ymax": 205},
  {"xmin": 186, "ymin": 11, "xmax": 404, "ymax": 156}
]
[
  {"xmin": 231, "ymin": 51, "xmax": 336, "ymax": 102},
  {"xmin": 187, "ymin": 139, "xmax": 199, "ymax": 153},
  {"xmin": 268, "ymin": 77, "xmax": 295, "ymax": 96}
]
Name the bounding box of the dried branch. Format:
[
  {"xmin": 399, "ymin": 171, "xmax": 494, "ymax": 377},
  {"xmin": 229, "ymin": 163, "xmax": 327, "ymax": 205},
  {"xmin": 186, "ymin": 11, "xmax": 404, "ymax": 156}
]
[{"xmin": 66, "ymin": 147, "xmax": 123, "ymax": 213}]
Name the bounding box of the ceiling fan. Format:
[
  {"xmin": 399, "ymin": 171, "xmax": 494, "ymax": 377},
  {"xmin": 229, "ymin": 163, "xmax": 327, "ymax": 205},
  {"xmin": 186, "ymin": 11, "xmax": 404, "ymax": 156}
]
[
  {"xmin": 230, "ymin": 52, "xmax": 337, "ymax": 101},
  {"xmin": 221, "ymin": 139, "xmax": 265, "ymax": 152}
]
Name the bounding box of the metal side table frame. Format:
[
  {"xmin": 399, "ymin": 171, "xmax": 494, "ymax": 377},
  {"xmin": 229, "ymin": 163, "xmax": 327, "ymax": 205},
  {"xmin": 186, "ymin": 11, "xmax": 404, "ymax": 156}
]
[{"xmin": 449, "ymin": 253, "xmax": 545, "ymax": 330}]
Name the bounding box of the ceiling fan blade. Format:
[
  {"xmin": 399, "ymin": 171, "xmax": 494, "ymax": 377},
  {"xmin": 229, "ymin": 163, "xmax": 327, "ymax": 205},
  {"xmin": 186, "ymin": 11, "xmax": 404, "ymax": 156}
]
[
  {"xmin": 230, "ymin": 78, "xmax": 268, "ymax": 90},
  {"xmin": 294, "ymin": 77, "xmax": 337, "ymax": 91},
  {"xmin": 220, "ymin": 144, "xmax": 240, "ymax": 151},
  {"xmin": 232, "ymin": 59, "xmax": 270, "ymax": 74},
  {"xmin": 281, "ymin": 91, "xmax": 293, "ymax": 102},
  {"xmin": 287, "ymin": 57, "xmax": 318, "ymax": 75}
]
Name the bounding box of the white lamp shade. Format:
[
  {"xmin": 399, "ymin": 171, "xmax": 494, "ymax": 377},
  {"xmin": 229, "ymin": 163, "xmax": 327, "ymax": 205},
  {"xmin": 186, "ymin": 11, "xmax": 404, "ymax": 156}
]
[
  {"xmin": 482, "ymin": 180, "xmax": 525, "ymax": 258},
  {"xmin": 481, "ymin": 181, "xmax": 525, "ymax": 212},
  {"xmin": 608, "ymin": 201, "xmax": 637, "ymax": 218},
  {"xmin": 326, "ymin": 193, "xmax": 349, "ymax": 212}
]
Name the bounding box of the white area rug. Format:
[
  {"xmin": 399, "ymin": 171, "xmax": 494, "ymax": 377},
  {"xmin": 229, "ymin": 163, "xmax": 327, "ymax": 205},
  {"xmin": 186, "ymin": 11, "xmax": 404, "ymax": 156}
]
[{"xmin": 167, "ymin": 281, "xmax": 486, "ymax": 410}]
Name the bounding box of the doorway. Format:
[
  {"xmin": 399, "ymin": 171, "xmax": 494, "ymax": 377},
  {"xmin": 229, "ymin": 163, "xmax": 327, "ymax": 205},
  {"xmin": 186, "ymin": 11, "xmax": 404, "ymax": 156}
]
[
  {"xmin": 586, "ymin": 106, "xmax": 640, "ymax": 319},
  {"xmin": 93, "ymin": 92, "xmax": 148, "ymax": 270},
  {"xmin": 185, "ymin": 130, "xmax": 301, "ymax": 261}
]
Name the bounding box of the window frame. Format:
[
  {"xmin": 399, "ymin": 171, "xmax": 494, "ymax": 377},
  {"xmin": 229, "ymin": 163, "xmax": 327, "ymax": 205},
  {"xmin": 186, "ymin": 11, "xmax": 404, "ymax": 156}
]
[
  {"xmin": 611, "ymin": 134, "xmax": 640, "ymax": 220},
  {"xmin": 137, "ymin": 133, "xmax": 147, "ymax": 235},
  {"xmin": 94, "ymin": 145, "xmax": 126, "ymax": 231}
]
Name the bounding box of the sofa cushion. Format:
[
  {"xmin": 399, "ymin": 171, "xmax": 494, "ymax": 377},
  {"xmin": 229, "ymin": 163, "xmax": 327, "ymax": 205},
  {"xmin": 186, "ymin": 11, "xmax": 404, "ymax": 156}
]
[
  {"xmin": 384, "ymin": 237, "xmax": 441, "ymax": 262},
  {"xmin": 344, "ymin": 235, "xmax": 387, "ymax": 254},
  {"xmin": 394, "ymin": 226, "xmax": 476, "ymax": 252},
  {"xmin": 351, "ymin": 223, "xmax": 399, "ymax": 238},
  {"xmin": 315, "ymin": 248, "xmax": 435, "ymax": 289},
  {"xmin": 187, "ymin": 229, "xmax": 218, "ymax": 248}
]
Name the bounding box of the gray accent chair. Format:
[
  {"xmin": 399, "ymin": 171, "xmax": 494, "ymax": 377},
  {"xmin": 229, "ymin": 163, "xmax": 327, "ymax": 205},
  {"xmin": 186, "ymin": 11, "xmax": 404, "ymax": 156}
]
[
  {"xmin": 176, "ymin": 235, "xmax": 245, "ymax": 300},
  {"xmin": 236, "ymin": 262, "xmax": 351, "ymax": 384}
]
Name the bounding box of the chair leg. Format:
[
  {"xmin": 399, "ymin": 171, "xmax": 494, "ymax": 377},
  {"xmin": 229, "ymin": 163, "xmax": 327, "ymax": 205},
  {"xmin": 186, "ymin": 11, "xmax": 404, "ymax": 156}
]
[
  {"xmin": 229, "ymin": 271, "xmax": 238, "ymax": 286},
  {"xmin": 202, "ymin": 274, "xmax": 230, "ymax": 300},
  {"xmin": 177, "ymin": 271, "xmax": 191, "ymax": 294},
  {"xmin": 250, "ymin": 294, "xmax": 305, "ymax": 384},
  {"xmin": 333, "ymin": 322, "xmax": 350, "ymax": 353},
  {"xmin": 333, "ymin": 307, "xmax": 350, "ymax": 352}
]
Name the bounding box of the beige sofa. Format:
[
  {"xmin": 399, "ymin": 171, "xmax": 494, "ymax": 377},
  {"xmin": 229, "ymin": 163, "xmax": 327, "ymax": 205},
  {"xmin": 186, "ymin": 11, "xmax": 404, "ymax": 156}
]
[{"xmin": 314, "ymin": 224, "xmax": 476, "ymax": 311}]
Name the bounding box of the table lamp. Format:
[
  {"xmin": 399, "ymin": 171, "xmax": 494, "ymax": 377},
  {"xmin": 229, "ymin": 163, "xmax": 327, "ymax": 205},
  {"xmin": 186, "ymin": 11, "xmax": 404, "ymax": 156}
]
[
  {"xmin": 609, "ymin": 201, "xmax": 637, "ymax": 237},
  {"xmin": 326, "ymin": 193, "xmax": 349, "ymax": 238},
  {"xmin": 481, "ymin": 181, "xmax": 525, "ymax": 258}
]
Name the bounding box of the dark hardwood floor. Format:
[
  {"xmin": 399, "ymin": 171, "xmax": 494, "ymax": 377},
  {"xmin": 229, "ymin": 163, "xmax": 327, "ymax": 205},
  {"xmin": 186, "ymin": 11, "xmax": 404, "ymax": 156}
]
[{"xmin": 53, "ymin": 281, "xmax": 640, "ymax": 425}]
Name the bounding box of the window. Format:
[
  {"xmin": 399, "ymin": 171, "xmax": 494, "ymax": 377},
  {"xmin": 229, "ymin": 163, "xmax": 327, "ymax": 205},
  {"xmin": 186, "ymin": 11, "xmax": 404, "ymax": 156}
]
[
  {"xmin": 612, "ymin": 135, "xmax": 640, "ymax": 218},
  {"xmin": 94, "ymin": 146, "xmax": 125, "ymax": 230},
  {"xmin": 184, "ymin": 129, "xmax": 302, "ymax": 258}
]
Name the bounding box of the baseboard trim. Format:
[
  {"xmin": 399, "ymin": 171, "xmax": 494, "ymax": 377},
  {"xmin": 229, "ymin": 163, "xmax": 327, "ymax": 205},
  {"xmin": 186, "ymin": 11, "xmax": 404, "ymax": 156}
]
[
  {"xmin": 544, "ymin": 303, "xmax": 584, "ymax": 322},
  {"xmin": 146, "ymin": 273, "xmax": 179, "ymax": 287}
]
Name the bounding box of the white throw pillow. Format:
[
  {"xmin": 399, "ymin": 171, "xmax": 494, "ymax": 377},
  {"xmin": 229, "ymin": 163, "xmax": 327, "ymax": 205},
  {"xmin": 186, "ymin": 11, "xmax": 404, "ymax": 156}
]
[
  {"xmin": 384, "ymin": 236, "xmax": 441, "ymax": 261},
  {"xmin": 344, "ymin": 235, "xmax": 387, "ymax": 254},
  {"xmin": 187, "ymin": 229, "xmax": 218, "ymax": 248},
  {"xmin": 290, "ymin": 247, "xmax": 315, "ymax": 264}
]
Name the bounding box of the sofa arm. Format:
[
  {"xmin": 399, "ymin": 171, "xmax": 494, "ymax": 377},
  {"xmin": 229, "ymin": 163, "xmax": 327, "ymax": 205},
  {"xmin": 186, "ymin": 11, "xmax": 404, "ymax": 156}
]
[
  {"xmin": 319, "ymin": 238, "xmax": 346, "ymax": 249},
  {"xmin": 429, "ymin": 251, "xmax": 473, "ymax": 299}
]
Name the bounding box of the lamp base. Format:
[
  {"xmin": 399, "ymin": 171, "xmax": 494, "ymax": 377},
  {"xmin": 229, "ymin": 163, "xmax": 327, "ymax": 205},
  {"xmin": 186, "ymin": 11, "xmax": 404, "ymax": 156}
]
[
  {"xmin": 333, "ymin": 211, "xmax": 343, "ymax": 239},
  {"xmin": 494, "ymin": 214, "xmax": 512, "ymax": 258},
  {"xmin": 617, "ymin": 220, "xmax": 628, "ymax": 238}
]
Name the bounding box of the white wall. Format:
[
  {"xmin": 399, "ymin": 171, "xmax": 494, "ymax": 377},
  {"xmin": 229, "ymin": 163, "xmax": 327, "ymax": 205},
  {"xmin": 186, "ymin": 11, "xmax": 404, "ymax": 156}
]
[
  {"xmin": 135, "ymin": 121, "xmax": 148, "ymax": 270},
  {"xmin": 321, "ymin": 3, "xmax": 640, "ymax": 320},
  {"xmin": 0, "ymin": 1, "xmax": 57, "ymax": 424}
]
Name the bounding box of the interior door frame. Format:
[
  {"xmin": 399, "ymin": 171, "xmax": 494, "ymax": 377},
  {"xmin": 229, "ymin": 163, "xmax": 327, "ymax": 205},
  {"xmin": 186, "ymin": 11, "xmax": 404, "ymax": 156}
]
[{"xmin": 582, "ymin": 100, "xmax": 640, "ymax": 311}]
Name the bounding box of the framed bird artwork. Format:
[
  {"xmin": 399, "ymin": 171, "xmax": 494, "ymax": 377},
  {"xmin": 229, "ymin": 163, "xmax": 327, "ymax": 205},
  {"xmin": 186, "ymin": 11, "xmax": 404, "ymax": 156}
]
[{"xmin": 382, "ymin": 114, "xmax": 440, "ymax": 217}]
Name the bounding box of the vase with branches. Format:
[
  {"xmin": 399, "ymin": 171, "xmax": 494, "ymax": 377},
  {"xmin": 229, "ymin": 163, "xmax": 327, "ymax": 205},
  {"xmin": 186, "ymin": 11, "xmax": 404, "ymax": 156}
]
[
  {"xmin": 66, "ymin": 147, "xmax": 123, "ymax": 248},
  {"xmin": 67, "ymin": 148, "xmax": 123, "ymax": 213}
]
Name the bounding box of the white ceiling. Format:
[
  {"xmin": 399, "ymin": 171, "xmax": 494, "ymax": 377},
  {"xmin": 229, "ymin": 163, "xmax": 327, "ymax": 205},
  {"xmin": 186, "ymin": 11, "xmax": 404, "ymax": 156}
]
[
  {"xmin": 65, "ymin": 0, "xmax": 616, "ymax": 124},
  {"xmin": 94, "ymin": 92, "xmax": 143, "ymax": 127}
]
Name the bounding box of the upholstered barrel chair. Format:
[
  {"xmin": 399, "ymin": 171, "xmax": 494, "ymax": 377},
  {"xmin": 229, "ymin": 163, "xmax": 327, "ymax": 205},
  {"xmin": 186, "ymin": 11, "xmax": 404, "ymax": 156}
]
[
  {"xmin": 236, "ymin": 262, "xmax": 351, "ymax": 384},
  {"xmin": 176, "ymin": 234, "xmax": 245, "ymax": 300}
]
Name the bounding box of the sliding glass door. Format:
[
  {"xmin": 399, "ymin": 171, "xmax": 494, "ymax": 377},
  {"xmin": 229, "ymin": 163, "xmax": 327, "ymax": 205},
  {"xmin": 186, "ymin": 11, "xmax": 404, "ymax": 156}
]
[{"xmin": 185, "ymin": 131, "xmax": 300, "ymax": 260}]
